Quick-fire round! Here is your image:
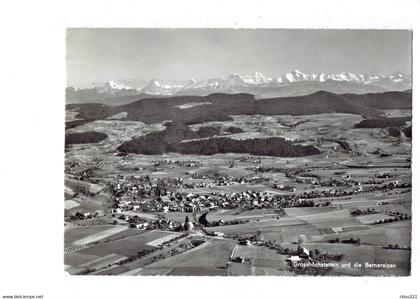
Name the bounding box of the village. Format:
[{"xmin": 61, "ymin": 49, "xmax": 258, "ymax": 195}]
[{"xmin": 103, "ymin": 169, "xmax": 410, "ymax": 214}]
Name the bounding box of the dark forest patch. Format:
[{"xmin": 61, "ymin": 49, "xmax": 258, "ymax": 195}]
[
  {"xmin": 117, "ymin": 122, "xmax": 320, "ymax": 157},
  {"xmin": 387, "ymin": 127, "xmax": 401, "ymax": 137},
  {"xmin": 177, "ymin": 137, "xmax": 321, "ymax": 157},
  {"xmin": 65, "ymin": 131, "xmax": 108, "ymax": 145},
  {"xmin": 403, "ymin": 126, "xmax": 412, "ymax": 138},
  {"xmin": 354, "ymin": 117, "xmax": 411, "ymax": 129},
  {"xmin": 225, "ymin": 126, "xmax": 244, "ymax": 134}
]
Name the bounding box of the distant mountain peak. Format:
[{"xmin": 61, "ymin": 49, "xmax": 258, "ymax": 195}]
[
  {"xmin": 291, "ymin": 69, "xmax": 305, "ymax": 75},
  {"xmin": 147, "ymin": 79, "xmax": 161, "ymax": 87},
  {"xmin": 105, "ymin": 80, "xmax": 131, "ymax": 90},
  {"xmin": 141, "ymin": 79, "xmax": 183, "ymax": 95},
  {"xmin": 95, "ymin": 80, "xmax": 132, "ymax": 94}
]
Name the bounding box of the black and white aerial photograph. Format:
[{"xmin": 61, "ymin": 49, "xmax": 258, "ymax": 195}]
[
  {"xmin": 2, "ymin": 1, "xmax": 420, "ymax": 299},
  {"xmin": 64, "ymin": 29, "xmax": 412, "ymax": 276}
]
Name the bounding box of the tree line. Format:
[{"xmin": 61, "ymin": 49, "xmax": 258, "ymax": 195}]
[{"xmin": 65, "ymin": 131, "xmax": 108, "ymax": 145}]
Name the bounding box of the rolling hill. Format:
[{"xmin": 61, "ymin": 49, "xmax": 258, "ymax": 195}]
[{"xmin": 65, "ymin": 90, "xmax": 412, "ymax": 128}]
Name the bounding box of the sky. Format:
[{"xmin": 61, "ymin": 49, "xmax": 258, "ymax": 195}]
[{"xmin": 66, "ymin": 29, "xmax": 412, "ymax": 88}]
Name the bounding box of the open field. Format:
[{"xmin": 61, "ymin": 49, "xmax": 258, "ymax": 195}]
[
  {"xmin": 65, "ymin": 225, "xmax": 117, "ymax": 244},
  {"xmin": 205, "ymin": 217, "xmax": 307, "ymax": 234},
  {"xmin": 64, "ymin": 229, "xmax": 179, "ymax": 274},
  {"xmin": 284, "ymin": 207, "xmax": 337, "ymax": 216},
  {"xmin": 77, "ymin": 230, "xmax": 173, "ymax": 257},
  {"xmin": 147, "ymin": 233, "xmax": 182, "ymax": 247},
  {"xmin": 73, "ymin": 226, "xmax": 128, "ymax": 245},
  {"xmin": 143, "ymin": 239, "xmax": 236, "ymax": 275},
  {"xmin": 79, "ymin": 253, "xmax": 127, "ymax": 269},
  {"xmin": 231, "ymin": 244, "xmax": 288, "ymax": 274},
  {"xmin": 65, "ymin": 200, "xmax": 80, "ymax": 210},
  {"xmin": 163, "ymin": 212, "xmax": 195, "ymax": 223},
  {"xmin": 356, "ymin": 213, "xmax": 395, "ymax": 224},
  {"xmin": 206, "ymin": 208, "xmax": 284, "ymax": 222},
  {"xmin": 310, "ymin": 221, "xmax": 412, "ymax": 247}
]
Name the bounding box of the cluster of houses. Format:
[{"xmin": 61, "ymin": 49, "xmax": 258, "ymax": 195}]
[
  {"xmin": 108, "ymin": 174, "xmax": 411, "ymax": 218},
  {"xmin": 128, "ymin": 216, "xmax": 176, "ymax": 230},
  {"xmin": 65, "ymin": 162, "xmax": 98, "ymax": 182},
  {"xmin": 319, "ymin": 177, "xmax": 363, "ymax": 188},
  {"xmin": 230, "ymin": 256, "xmax": 251, "ymax": 264},
  {"xmin": 190, "ymin": 172, "xmax": 269, "ymax": 186},
  {"xmin": 273, "ymin": 184, "xmax": 297, "ymax": 192},
  {"xmin": 191, "ymin": 173, "xmax": 213, "ymax": 179},
  {"xmin": 182, "ymin": 181, "xmax": 216, "ymax": 189},
  {"xmin": 110, "ymin": 174, "xmax": 335, "ymax": 214},
  {"xmin": 116, "ymin": 212, "xmax": 189, "ymax": 231},
  {"xmin": 215, "ymin": 175, "xmax": 268, "ymax": 186},
  {"xmin": 273, "ymin": 180, "xmax": 410, "ymax": 204},
  {"xmin": 152, "ymin": 159, "xmax": 203, "ymax": 168},
  {"xmin": 293, "ymin": 173, "xmax": 393, "ymax": 191},
  {"xmin": 207, "ymin": 231, "xmax": 225, "ymax": 237},
  {"xmin": 69, "ymin": 211, "xmax": 94, "ymax": 220},
  {"xmin": 375, "ymin": 173, "xmax": 393, "ymax": 179},
  {"xmin": 111, "ymin": 175, "xmax": 182, "ymax": 198},
  {"xmin": 65, "ymin": 160, "xmax": 84, "ymax": 175},
  {"xmin": 253, "ymin": 165, "xmax": 284, "ymax": 173}
]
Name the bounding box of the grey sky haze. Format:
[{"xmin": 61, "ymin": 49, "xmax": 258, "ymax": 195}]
[{"xmin": 66, "ymin": 29, "xmax": 412, "ymax": 88}]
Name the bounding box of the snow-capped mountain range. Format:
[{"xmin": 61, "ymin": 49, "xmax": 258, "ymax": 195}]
[
  {"xmin": 98, "ymin": 80, "xmax": 133, "ymax": 93},
  {"xmin": 67, "ymin": 70, "xmax": 412, "ymax": 102}
]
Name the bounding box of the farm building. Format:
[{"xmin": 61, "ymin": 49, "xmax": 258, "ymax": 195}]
[{"xmin": 286, "ymin": 256, "xmax": 301, "ymax": 262}]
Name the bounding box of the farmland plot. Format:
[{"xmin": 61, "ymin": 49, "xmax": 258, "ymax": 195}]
[{"xmin": 145, "ymin": 239, "xmax": 236, "ymax": 273}]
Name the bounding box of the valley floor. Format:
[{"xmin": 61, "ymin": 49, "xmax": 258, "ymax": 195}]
[{"xmin": 64, "ymin": 111, "xmax": 412, "ymax": 276}]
